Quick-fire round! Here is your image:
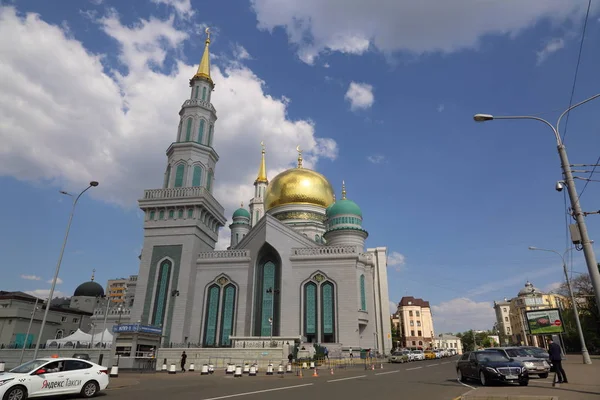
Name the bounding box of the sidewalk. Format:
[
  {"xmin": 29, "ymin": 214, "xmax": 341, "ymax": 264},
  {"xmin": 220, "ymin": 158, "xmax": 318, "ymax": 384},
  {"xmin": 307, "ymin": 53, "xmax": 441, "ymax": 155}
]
[{"xmin": 459, "ymin": 355, "xmax": 600, "ymax": 400}]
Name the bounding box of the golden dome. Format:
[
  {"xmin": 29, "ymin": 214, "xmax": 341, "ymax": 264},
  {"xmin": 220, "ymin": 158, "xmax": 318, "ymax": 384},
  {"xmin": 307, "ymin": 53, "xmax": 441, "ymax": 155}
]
[{"xmin": 265, "ymin": 167, "xmax": 335, "ymax": 211}]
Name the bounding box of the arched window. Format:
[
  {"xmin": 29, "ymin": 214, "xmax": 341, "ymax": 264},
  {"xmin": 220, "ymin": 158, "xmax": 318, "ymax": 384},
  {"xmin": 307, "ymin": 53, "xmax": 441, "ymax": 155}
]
[
  {"xmin": 360, "ymin": 274, "xmax": 366, "ymax": 311},
  {"xmin": 202, "ymin": 86, "xmax": 207, "ymax": 101},
  {"xmin": 207, "ymin": 170, "xmax": 213, "ymax": 192},
  {"xmin": 174, "ymin": 164, "xmax": 185, "ymax": 187},
  {"xmin": 236, "ymin": 233, "xmax": 239, "ymax": 244},
  {"xmin": 260, "ymin": 261, "xmax": 276, "ymax": 336},
  {"xmin": 194, "ymin": 86, "xmax": 199, "ymax": 99},
  {"xmin": 185, "ymin": 118, "xmax": 192, "ymax": 141},
  {"xmin": 192, "ymin": 166, "xmax": 202, "ymax": 187},
  {"xmin": 152, "ymin": 260, "xmax": 172, "ymax": 327},
  {"xmin": 321, "ymin": 281, "xmax": 335, "ymax": 343},
  {"xmin": 198, "ymin": 120, "xmax": 205, "ymax": 144},
  {"xmin": 219, "ymin": 284, "xmax": 236, "ymax": 346},
  {"xmin": 255, "ymin": 211, "xmax": 259, "ymax": 223},
  {"xmin": 203, "ymin": 284, "xmax": 220, "ymax": 347},
  {"xmin": 304, "ymin": 282, "xmax": 317, "ymax": 343},
  {"xmin": 164, "ymin": 165, "xmax": 171, "ymax": 188},
  {"xmin": 208, "ymin": 125, "xmax": 214, "ymax": 146}
]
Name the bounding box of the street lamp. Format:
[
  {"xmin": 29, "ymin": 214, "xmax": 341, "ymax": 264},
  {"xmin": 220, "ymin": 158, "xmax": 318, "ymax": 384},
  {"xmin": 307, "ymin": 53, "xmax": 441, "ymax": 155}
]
[
  {"xmin": 474, "ymin": 93, "xmax": 600, "ymax": 320},
  {"xmin": 528, "ymin": 246, "xmax": 592, "ymax": 364},
  {"xmin": 19, "ymin": 297, "xmax": 40, "ymax": 365},
  {"xmin": 33, "ymin": 181, "xmax": 99, "ymax": 360}
]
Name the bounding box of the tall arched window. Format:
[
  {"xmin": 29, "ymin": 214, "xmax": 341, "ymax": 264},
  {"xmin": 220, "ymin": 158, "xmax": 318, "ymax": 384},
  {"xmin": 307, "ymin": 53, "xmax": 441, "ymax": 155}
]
[
  {"xmin": 304, "ymin": 282, "xmax": 317, "ymax": 343},
  {"xmin": 260, "ymin": 261, "xmax": 276, "ymax": 336},
  {"xmin": 198, "ymin": 120, "xmax": 205, "ymax": 144},
  {"xmin": 192, "ymin": 166, "xmax": 202, "ymax": 187},
  {"xmin": 194, "ymin": 86, "xmax": 199, "ymax": 99},
  {"xmin": 203, "ymin": 284, "xmax": 220, "ymax": 347},
  {"xmin": 208, "ymin": 125, "xmax": 214, "ymax": 146},
  {"xmin": 164, "ymin": 165, "xmax": 171, "ymax": 188},
  {"xmin": 360, "ymin": 274, "xmax": 366, "ymax": 311},
  {"xmin": 207, "ymin": 170, "xmax": 213, "ymax": 192},
  {"xmin": 152, "ymin": 260, "xmax": 172, "ymax": 327},
  {"xmin": 219, "ymin": 284, "xmax": 236, "ymax": 346},
  {"xmin": 321, "ymin": 281, "xmax": 335, "ymax": 343},
  {"xmin": 185, "ymin": 118, "xmax": 192, "ymax": 141},
  {"xmin": 174, "ymin": 164, "xmax": 185, "ymax": 187},
  {"xmin": 202, "ymin": 87, "xmax": 207, "ymax": 101}
]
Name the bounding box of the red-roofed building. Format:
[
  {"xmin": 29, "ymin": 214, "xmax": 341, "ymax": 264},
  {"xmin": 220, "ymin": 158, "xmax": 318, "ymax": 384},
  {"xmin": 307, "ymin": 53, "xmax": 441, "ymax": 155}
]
[{"xmin": 395, "ymin": 296, "xmax": 435, "ymax": 349}]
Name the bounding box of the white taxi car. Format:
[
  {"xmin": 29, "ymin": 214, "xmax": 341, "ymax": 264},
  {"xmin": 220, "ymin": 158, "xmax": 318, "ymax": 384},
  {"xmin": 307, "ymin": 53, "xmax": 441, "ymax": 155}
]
[{"xmin": 0, "ymin": 357, "xmax": 110, "ymax": 399}]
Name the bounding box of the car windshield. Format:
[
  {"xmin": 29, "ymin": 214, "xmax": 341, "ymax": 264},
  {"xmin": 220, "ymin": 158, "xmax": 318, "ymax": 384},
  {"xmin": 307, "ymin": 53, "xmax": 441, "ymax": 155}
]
[
  {"xmin": 476, "ymin": 352, "xmax": 510, "ymax": 363},
  {"xmin": 9, "ymin": 359, "xmax": 48, "ymax": 373},
  {"xmin": 505, "ymin": 348, "xmax": 530, "ymax": 357},
  {"xmin": 524, "ymin": 348, "xmax": 547, "ymax": 356}
]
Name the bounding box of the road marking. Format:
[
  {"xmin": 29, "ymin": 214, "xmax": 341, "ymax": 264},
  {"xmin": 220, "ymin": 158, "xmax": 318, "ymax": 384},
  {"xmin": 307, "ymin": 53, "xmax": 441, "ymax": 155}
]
[
  {"xmin": 406, "ymin": 367, "xmax": 422, "ymax": 370},
  {"xmin": 327, "ymin": 375, "xmax": 367, "ymax": 383},
  {"xmin": 441, "ymin": 362, "xmax": 451, "ymax": 365},
  {"xmin": 456, "ymin": 378, "xmax": 476, "ymax": 390},
  {"xmin": 375, "ymin": 370, "xmax": 399, "ymax": 376},
  {"xmin": 426, "ymin": 364, "xmax": 439, "ymax": 367},
  {"xmin": 201, "ymin": 383, "xmax": 314, "ymax": 400}
]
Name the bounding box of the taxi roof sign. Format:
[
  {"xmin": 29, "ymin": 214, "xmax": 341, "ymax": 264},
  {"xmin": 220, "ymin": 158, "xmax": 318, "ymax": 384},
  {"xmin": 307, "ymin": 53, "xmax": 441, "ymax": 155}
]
[{"xmin": 51, "ymin": 354, "xmax": 59, "ymax": 358}]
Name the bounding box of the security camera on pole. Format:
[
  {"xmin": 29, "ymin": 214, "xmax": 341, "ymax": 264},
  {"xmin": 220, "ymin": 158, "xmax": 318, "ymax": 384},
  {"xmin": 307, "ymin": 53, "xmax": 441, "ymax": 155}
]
[{"xmin": 474, "ymin": 93, "xmax": 600, "ymax": 322}]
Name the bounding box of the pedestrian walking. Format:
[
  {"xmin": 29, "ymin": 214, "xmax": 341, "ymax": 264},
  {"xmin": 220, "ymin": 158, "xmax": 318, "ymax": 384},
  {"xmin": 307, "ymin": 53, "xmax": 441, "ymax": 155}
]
[
  {"xmin": 180, "ymin": 351, "xmax": 187, "ymax": 373},
  {"xmin": 349, "ymin": 347, "xmax": 353, "ymax": 359},
  {"xmin": 547, "ymin": 338, "xmax": 568, "ymax": 384}
]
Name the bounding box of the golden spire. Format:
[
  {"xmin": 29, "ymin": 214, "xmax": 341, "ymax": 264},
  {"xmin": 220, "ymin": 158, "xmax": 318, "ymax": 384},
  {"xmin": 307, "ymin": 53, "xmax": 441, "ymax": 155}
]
[
  {"xmin": 192, "ymin": 27, "xmax": 213, "ymax": 85},
  {"xmin": 255, "ymin": 141, "xmax": 268, "ymax": 183},
  {"xmin": 341, "ymin": 180, "xmax": 347, "ymax": 200},
  {"xmin": 296, "ymin": 145, "xmax": 303, "ymax": 168}
]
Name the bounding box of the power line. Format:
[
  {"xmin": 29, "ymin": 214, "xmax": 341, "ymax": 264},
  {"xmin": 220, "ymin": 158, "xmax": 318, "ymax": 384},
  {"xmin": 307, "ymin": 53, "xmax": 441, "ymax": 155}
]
[
  {"xmin": 578, "ymin": 154, "xmax": 600, "ymax": 199},
  {"xmin": 561, "ymin": 0, "xmax": 592, "ymax": 143}
]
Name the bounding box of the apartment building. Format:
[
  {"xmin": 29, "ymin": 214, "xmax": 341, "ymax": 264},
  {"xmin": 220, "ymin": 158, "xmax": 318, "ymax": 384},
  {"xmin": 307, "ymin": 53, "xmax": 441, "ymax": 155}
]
[{"xmin": 396, "ymin": 296, "xmax": 435, "ymax": 349}]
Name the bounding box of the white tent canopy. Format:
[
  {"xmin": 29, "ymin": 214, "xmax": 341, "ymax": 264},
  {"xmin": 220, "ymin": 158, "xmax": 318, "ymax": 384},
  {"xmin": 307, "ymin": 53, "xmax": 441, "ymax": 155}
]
[
  {"xmin": 46, "ymin": 329, "xmax": 91, "ymax": 347},
  {"xmin": 91, "ymin": 329, "xmax": 113, "ymax": 346}
]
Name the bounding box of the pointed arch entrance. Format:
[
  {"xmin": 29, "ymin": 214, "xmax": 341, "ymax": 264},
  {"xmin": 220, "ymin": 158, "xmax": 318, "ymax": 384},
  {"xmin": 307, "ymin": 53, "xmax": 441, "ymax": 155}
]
[{"xmin": 253, "ymin": 243, "xmax": 282, "ymax": 337}]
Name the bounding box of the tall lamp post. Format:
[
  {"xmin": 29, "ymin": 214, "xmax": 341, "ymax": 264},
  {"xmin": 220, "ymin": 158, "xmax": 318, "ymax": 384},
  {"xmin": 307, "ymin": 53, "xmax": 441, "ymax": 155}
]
[
  {"xmin": 33, "ymin": 181, "xmax": 99, "ymax": 360},
  {"xmin": 474, "ymin": 93, "xmax": 600, "ymax": 320},
  {"xmin": 19, "ymin": 297, "xmax": 40, "ymax": 365},
  {"xmin": 529, "ymin": 246, "xmax": 592, "ymax": 364}
]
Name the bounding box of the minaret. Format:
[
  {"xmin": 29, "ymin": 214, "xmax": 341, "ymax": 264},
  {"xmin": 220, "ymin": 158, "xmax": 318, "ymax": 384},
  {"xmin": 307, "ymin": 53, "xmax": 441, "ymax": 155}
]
[
  {"xmin": 249, "ymin": 141, "xmax": 268, "ymax": 226},
  {"xmin": 133, "ymin": 28, "xmax": 227, "ymax": 344},
  {"xmin": 323, "ymin": 180, "xmax": 368, "ymax": 249},
  {"xmin": 229, "ymin": 202, "xmax": 251, "ymax": 248}
]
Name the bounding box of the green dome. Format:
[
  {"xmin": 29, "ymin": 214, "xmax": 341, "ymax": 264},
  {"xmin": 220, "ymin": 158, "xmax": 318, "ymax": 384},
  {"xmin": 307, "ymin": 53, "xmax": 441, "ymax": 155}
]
[
  {"xmin": 232, "ymin": 207, "xmax": 250, "ymax": 219},
  {"xmin": 327, "ymin": 199, "xmax": 362, "ymax": 218}
]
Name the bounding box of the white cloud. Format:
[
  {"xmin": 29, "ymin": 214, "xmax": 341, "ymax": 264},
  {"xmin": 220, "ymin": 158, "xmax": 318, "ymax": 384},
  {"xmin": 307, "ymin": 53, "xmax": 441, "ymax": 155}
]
[
  {"xmin": 544, "ymin": 281, "xmax": 563, "ymax": 293},
  {"xmin": 387, "ymin": 251, "xmax": 406, "ymax": 272},
  {"xmin": 25, "ymin": 289, "xmax": 66, "ymax": 299},
  {"xmin": 151, "ymin": 0, "xmax": 194, "ymax": 19},
  {"xmin": 233, "ymin": 43, "xmax": 251, "ymax": 60},
  {"xmin": 437, "ymin": 104, "xmax": 445, "ymax": 113},
  {"xmin": 323, "ymin": 63, "xmax": 330, "ymax": 68},
  {"xmin": 21, "ymin": 274, "xmax": 41, "ymax": 281},
  {"xmin": 466, "ymin": 266, "xmax": 557, "ymax": 298},
  {"xmin": 432, "ymin": 297, "xmax": 495, "ymax": 334},
  {"xmin": 0, "ymin": 7, "xmax": 338, "ymax": 250},
  {"xmin": 250, "ymin": 0, "xmax": 595, "ymax": 64},
  {"xmin": 48, "ymin": 278, "xmax": 63, "ymax": 285},
  {"xmin": 389, "ymin": 300, "xmax": 397, "ymax": 315},
  {"xmin": 536, "ymin": 37, "xmax": 565, "ymax": 65},
  {"xmin": 367, "ymin": 155, "xmax": 385, "ymax": 164},
  {"xmin": 344, "ymin": 82, "xmax": 374, "ymax": 111}
]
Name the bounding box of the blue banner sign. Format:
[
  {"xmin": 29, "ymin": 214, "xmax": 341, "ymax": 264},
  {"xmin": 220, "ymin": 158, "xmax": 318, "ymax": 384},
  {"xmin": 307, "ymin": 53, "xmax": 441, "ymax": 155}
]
[{"xmin": 112, "ymin": 324, "xmax": 162, "ymax": 335}]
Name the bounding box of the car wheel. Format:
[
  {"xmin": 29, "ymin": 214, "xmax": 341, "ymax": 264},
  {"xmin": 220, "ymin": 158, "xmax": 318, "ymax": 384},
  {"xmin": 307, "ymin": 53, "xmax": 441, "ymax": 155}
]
[
  {"xmin": 81, "ymin": 381, "xmax": 99, "ymax": 398},
  {"xmin": 457, "ymin": 368, "xmax": 466, "ymax": 382},
  {"xmin": 479, "ymin": 371, "xmax": 488, "ymax": 386},
  {"xmin": 4, "ymin": 386, "xmax": 27, "ymax": 400},
  {"xmin": 539, "ymin": 373, "xmax": 548, "ymax": 379}
]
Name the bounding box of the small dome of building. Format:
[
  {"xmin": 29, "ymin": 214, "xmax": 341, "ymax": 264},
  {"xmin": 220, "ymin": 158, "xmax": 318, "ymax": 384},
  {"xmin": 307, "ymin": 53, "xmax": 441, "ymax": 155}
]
[
  {"xmin": 74, "ymin": 270, "xmax": 104, "ymax": 297},
  {"xmin": 327, "ymin": 199, "xmax": 362, "ymax": 218},
  {"xmin": 232, "ymin": 205, "xmax": 251, "ymax": 219},
  {"xmin": 518, "ymin": 281, "xmax": 541, "ymax": 296}
]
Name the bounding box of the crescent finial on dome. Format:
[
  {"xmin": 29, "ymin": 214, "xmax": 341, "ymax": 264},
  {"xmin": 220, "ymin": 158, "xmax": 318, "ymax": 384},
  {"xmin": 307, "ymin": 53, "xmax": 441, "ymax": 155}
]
[
  {"xmin": 296, "ymin": 145, "xmax": 303, "ymax": 168},
  {"xmin": 341, "ymin": 180, "xmax": 347, "ymax": 200}
]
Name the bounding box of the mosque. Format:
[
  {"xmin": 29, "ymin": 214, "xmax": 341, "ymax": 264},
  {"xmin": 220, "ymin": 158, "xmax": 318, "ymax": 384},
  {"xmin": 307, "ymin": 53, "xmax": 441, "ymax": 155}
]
[{"xmin": 130, "ymin": 30, "xmax": 393, "ymax": 355}]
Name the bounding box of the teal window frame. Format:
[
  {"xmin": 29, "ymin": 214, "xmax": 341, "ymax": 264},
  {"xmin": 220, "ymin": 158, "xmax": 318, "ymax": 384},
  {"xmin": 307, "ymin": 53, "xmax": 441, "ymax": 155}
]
[
  {"xmin": 219, "ymin": 284, "xmax": 236, "ymax": 346},
  {"xmin": 187, "ymin": 208, "xmax": 194, "ymax": 218},
  {"xmin": 260, "ymin": 261, "xmax": 276, "ymax": 336},
  {"xmin": 185, "ymin": 118, "xmax": 192, "ymax": 141},
  {"xmin": 174, "ymin": 164, "xmax": 185, "ymax": 187},
  {"xmin": 194, "ymin": 86, "xmax": 199, "ymax": 99},
  {"xmin": 321, "ymin": 281, "xmax": 335, "ymax": 342},
  {"xmin": 178, "ymin": 209, "xmax": 183, "ymax": 218},
  {"xmin": 202, "ymin": 86, "xmax": 207, "ymax": 101},
  {"xmin": 203, "ymin": 284, "xmax": 220, "ymax": 347},
  {"xmin": 151, "ymin": 260, "xmax": 172, "ymax": 327},
  {"xmin": 360, "ymin": 274, "xmax": 366, "ymax": 311},
  {"xmin": 159, "ymin": 210, "xmax": 165, "ymax": 219},
  {"xmin": 168, "ymin": 210, "xmax": 174, "ymax": 219},
  {"xmin": 149, "ymin": 210, "xmax": 155, "ymax": 220},
  {"xmin": 208, "ymin": 125, "xmax": 213, "ymax": 146},
  {"xmin": 198, "ymin": 120, "xmax": 205, "ymax": 144},
  {"xmin": 207, "ymin": 170, "xmax": 213, "ymax": 192},
  {"xmin": 192, "ymin": 166, "xmax": 202, "ymax": 187},
  {"xmin": 304, "ymin": 282, "xmax": 317, "ymax": 338}
]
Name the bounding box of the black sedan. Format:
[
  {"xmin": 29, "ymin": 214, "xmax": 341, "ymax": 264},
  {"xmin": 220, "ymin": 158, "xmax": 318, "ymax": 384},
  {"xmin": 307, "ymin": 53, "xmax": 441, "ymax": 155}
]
[{"xmin": 456, "ymin": 350, "xmax": 529, "ymax": 386}]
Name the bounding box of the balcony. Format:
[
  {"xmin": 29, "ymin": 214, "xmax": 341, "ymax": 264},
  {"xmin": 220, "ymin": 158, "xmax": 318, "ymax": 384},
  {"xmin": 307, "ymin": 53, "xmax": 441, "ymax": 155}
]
[
  {"xmin": 142, "ymin": 187, "xmax": 224, "ymax": 215},
  {"xmin": 181, "ymin": 99, "xmax": 216, "ymax": 114}
]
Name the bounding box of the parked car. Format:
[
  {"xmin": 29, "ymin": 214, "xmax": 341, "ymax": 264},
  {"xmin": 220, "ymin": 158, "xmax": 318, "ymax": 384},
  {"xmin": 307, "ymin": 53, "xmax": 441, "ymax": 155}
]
[
  {"xmin": 72, "ymin": 353, "xmax": 91, "ymax": 361},
  {"xmin": 456, "ymin": 350, "xmax": 529, "ymax": 386},
  {"xmin": 410, "ymin": 349, "xmax": 424, "ymax": 361},
  {"xmin": 424, "ymin": 350, "xmax": 436, "ymax": 360},
  {"xmin": 485, "ymin": 347, "xmax": 550, "ymax": 378},
  {"xmin": 389, "ymin": 351, "xmax": 409, "ymax": 363}
]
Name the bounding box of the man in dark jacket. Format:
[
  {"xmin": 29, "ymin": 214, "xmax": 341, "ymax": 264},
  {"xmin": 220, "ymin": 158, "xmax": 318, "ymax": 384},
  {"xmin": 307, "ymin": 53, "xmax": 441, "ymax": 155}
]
[
  {"xmin": 548, "ymin": 338, "xmax": 567, "ymax": 383},
  {"xmin": 180, "ymin": 351, "xmax": 187, "ymax": 373}
]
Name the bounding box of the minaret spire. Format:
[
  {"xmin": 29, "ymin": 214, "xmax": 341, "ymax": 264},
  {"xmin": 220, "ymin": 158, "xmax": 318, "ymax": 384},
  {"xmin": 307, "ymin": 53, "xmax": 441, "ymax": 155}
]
[
  {"xmin": 91, "ymin": 269, "xmax": 96, "ymax": 281},
  {"xmin": 296, "ymin": 145, "xmax": 303, "ymax": 168},
  {"xmin": 341, "ymin": 180, "xmax": 347, "ymax": 200},
  {"xmin": 255, "ymin": 141, "xmax": 268, "ymax": 183},
  {"xmin": 191, "ymin": 28, "xmax": 213, "ymax": 85}
]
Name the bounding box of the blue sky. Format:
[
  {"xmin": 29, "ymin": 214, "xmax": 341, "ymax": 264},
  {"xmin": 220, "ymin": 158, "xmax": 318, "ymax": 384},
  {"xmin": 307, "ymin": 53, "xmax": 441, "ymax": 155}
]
[{"xmin": 1, "ymin": 0, "xmax": 600, "ymax": 334}]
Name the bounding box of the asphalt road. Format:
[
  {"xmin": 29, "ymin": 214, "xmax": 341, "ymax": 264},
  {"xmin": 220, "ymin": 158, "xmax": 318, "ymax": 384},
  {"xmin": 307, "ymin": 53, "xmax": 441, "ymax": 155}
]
[{"xmin": 103, "ymin": 357, "xmax": 473, "ymax": 400}]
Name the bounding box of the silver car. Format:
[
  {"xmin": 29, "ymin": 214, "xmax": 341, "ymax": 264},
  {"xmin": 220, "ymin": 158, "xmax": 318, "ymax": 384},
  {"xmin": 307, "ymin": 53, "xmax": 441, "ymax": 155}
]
[{"xmin": 485, "ymin": 347, "xmax": 550, "ymax": 378}]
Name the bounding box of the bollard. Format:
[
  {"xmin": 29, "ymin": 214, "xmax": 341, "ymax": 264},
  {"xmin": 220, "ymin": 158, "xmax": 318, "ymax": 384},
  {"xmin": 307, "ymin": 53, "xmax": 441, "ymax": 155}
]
[
  {"xmin": 0, "ymin": 362, "xmax": 5, "ymax": 373},
  {"xmin": 249, "ymin": 365, "xmax": 257, "ymax": 376},
  {"xmin": 208, "ymin": 364, "xmax": 214, "ymax": 374},
  {"xmin": 234, "ymin": 365, "xmax": 242, "ymax": 377},
  {"xmin": 310, "ymin": 361, "xmax": 315, "ymax": 369},
  {"xmin": 243, "ymin": 363, "xmax": 250, "ymax": 374},
  {"xmin": 201, "ymin": 364, "xmax": 209, "ymax": 375},
  {"xmin": 286, "ymin": 363, "xmax": 292, "ymax": 373},
  {"xmin": 189, "ymin": 363, "xmax": 195, "ymax": 372},
  {"xmin": 302, "ymin": 362, "xmax": 307, "ymax": 369},
  {"xmin": 226, "ymin": 364, "xmax": 235, "ymax": 374},
  {"xmin": 161, "ymin": 363, "xmax": 167, "ymax": 372},
  {"xmin": 266, "ymin": 363, "xmax": 274, "ymax": 375},
  {"xmin": 109, "ymin": 366, "xmax": 119, "ymax": 377},
  {"xmin": 168, "ymin": 364, "xmax": 176, "ymax": 374},
  {"xmin": 277, "ymin": 364, "xmax": 284, "ymax": 374}
]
